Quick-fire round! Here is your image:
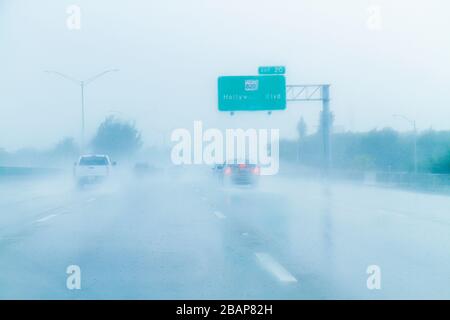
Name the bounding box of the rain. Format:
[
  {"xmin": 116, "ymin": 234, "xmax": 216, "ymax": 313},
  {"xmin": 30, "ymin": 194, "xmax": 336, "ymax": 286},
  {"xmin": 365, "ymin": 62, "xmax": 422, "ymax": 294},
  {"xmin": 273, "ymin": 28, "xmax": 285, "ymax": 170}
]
[{"xmin": 1, "ymin": 0, "xmax": 450, "ymax": 299}]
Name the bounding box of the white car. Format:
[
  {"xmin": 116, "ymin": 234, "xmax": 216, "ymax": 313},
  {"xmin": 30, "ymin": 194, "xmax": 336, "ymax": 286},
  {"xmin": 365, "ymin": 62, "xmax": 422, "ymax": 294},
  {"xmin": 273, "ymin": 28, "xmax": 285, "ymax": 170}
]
[{"xmin": 73, "ymin": 154, "xmax": 115, "ymax": 186}]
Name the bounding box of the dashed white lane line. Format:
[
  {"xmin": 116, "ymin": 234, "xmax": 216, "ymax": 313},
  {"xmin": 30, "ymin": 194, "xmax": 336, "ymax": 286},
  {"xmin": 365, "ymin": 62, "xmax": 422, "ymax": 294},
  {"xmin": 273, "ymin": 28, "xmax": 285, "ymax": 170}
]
[
  {"xmin": 34, "ymin": 214, "xmax": 58, "ymax": 223},
  {"xmin": 377, "ymin": 209, "xmax": 407, "ymax": 217},
  {"xmin": 255, "ymin": 253, "xmax": 298, "ymax": 283},
  {"xmin": 86, "ymin": 197, "xmax": 96, "ymax": 203},
  {"xmin": 213, "ymin": 211, "xmax": 226, "ymax": 219}
]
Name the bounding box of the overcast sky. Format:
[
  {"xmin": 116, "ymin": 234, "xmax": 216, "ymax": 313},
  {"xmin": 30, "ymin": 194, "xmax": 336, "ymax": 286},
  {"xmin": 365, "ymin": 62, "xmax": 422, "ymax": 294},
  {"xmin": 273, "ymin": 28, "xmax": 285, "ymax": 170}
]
[{"xmin": 1, "ymin": 0, "xmax": 450, "ymax": 151}]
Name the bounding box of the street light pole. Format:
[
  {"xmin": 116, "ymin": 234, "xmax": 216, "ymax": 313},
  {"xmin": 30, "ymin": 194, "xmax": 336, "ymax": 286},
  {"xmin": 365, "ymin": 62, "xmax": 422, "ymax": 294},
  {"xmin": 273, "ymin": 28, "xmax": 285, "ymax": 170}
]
[
  {"xmin": 45, "ymin": 69, "xmax": 119, "ymax": 152},
  {"xmin": 413, "ymin": 120, "xmax": 418, "ymax": 174},
  {"xmin": 393, "ymin": 114, "xmax": 418, "ymax": 174},
  {"xmin": 81, "ymin": 81, "xmax": 85, "ymax": 150}
]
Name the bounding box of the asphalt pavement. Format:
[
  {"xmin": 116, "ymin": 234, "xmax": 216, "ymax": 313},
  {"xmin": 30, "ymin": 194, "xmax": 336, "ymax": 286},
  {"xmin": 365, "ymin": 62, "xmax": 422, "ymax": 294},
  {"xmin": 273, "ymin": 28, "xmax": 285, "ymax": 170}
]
[{"xmin": 1, "ymin": 168, "xmax": 450, "ymax": 299}]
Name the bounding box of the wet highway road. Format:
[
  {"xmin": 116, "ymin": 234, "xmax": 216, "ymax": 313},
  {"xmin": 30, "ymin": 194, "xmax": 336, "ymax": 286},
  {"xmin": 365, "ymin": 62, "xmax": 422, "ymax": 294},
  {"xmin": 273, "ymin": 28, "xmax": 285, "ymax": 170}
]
[{"xmin": 1, "ymin": 170, "xmax": 450, "ymax": 299}]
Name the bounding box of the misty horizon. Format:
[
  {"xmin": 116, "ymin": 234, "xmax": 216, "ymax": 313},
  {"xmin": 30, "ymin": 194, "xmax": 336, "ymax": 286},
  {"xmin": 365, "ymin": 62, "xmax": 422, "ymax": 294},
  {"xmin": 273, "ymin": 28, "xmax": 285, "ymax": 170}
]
[{"xmin": 1, "ymin": 0, "xmax": 450, "ymax": 151}]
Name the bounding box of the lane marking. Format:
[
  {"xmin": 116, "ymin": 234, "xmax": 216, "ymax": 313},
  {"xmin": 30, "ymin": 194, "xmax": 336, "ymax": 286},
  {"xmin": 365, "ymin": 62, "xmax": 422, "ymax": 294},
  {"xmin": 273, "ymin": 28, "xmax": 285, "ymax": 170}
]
[
  {"xmin": 255, "ymin": 253, "xmax": 298, "ymax": 283},
  {"xmin": 213, "ymin": 211, "xmax": 226, "ymax": 219},
  {"xmin": 378, "ymin": 209, "xmax": 407, "ymax": 217},
  {"xmin": 86, "ymin": 197, "xmax": 96, "ymax": 203},
  {"xmin": 34, "ymin": 214, "xmax": 58, "ymax": 223}
]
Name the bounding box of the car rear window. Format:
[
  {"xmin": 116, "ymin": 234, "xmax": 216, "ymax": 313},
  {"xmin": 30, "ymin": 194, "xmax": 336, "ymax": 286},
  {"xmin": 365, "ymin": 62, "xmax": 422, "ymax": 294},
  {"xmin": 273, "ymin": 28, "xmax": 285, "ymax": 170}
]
[
  {"xmin": 228, "ymin": 163, "xmax": 256, "ymax": 168},
  {"xmin": 79, "ymin": 156, "xmax": 108, "ymax": 166}
]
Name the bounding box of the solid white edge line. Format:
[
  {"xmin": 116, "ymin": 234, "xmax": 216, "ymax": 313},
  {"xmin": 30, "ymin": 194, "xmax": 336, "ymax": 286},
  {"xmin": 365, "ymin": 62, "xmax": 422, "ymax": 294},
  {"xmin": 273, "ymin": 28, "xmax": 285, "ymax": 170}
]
[
  {"xmin": 213, "ymin": 211, "xmax": 226, "ymax": 219},
  {"xmin": 34, "ymin": 214, "xmax": 58, "ymax": 223},
  {"xmin": 255, "ymin": 252, "xmax": 298, "ymax": 283}
]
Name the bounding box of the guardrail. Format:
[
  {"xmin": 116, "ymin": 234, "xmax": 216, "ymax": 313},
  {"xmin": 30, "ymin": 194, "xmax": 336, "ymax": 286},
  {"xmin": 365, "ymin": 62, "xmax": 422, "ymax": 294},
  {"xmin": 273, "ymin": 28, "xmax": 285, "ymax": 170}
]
[
  {"xmin": 278, "ymin": 162, "xmax": 450, "ymax": 194},
  {"xmin": 373, "ymin": 172, "xmax": 450, "ymax": 191},
  {"xmin": 0, "ymin": 166, "xmax": 61, "ymax": 177}
]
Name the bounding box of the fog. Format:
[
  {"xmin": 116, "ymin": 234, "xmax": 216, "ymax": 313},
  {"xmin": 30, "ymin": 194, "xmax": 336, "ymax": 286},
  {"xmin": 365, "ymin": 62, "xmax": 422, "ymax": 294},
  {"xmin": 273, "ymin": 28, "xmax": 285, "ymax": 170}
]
[
  {"xmin": 1, "ymin": 0, "xmax": 450, "ymax": 300},
  {"xmin": 1, "ymin": 0, "xmax": 450, "ymax": 150},
  {"xmin": 2, "ymin": 160, "xmax": 450, "ymax": 299}
]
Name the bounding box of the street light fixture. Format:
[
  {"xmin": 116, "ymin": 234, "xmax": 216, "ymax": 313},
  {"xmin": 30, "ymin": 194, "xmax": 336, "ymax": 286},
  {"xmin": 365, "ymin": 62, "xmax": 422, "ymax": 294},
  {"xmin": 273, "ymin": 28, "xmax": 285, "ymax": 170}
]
[
  {"xmin": 393, "ymin": 114, "xmax": 418, "ymax": 174},
  {"xmin": 45, "ymin": 69, "xmax": 119, "ymax": 151}
]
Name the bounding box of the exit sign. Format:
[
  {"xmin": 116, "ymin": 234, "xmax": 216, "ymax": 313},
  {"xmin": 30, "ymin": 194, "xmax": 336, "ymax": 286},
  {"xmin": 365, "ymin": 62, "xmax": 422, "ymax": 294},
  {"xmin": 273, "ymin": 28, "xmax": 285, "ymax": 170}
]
[
  {"xmin": 218, "ymin": 75, "xmax": 286, "ymax": 111},
  {"xmin": 258, "ymin": 66, "xmax": 286, "ymax": 75}
]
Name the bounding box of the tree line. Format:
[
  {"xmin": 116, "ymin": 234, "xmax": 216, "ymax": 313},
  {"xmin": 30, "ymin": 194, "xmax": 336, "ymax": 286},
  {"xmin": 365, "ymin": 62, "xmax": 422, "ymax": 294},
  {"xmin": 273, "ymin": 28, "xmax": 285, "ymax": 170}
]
[
  {"xmin": 280, "ymin": 117, "xmax": 450, "ymax": 174},
  {"xmin": 0, "ymin": 116, "xmax": 142, "ymax": 167},
  {"xmin": 2, "ymin": 114, "xmax": 449, "ymax": 174}
]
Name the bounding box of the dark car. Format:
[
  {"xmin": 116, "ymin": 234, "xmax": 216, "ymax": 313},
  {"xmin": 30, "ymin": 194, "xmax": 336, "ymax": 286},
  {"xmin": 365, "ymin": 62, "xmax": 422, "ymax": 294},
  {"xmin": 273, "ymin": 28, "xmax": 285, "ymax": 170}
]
[{"xmin": 214, "ymin": 161, "xmax": 260, "ymax": 186}]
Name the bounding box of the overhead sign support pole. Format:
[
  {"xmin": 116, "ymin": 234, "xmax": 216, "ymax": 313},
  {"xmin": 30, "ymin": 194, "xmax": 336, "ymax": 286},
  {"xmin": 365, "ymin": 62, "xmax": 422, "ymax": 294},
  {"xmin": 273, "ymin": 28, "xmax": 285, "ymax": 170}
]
[
  {"xmin": 286, "ymin": 84, "xmax": 332, "ymax": 173},
  {"xmin": 217, "ymin": 67, "xmax": 331, "ymax": 173},
  {"xmin": 321, "ymin": 85, "xmax": 331, "ymax": 172}
]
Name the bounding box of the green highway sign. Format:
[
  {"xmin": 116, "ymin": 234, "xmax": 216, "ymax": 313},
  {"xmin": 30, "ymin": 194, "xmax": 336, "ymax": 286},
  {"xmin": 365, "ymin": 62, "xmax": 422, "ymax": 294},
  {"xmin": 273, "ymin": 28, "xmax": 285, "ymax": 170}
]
[
  {"xmin": 258, "ymin": 66, "xmax": 286, "ymax": 75},
  {"xmin": 218, "ymin": 75, "xmax": 286, "ymax": 111}
]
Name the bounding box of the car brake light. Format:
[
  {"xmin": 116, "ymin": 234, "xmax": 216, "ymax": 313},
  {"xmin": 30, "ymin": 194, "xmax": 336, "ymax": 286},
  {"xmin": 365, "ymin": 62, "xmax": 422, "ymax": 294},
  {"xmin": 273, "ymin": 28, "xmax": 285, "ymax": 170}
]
[
  {"xmin": 252, "ymin": 167, "xmax": 260, "ymax": 175},
  {"xmin": 239, "ymin": 164, "xmax": 246, "ymax": 169},
  {"xmin": 224, "ymin": 167, "xmax": 232, "ymax": 175}
]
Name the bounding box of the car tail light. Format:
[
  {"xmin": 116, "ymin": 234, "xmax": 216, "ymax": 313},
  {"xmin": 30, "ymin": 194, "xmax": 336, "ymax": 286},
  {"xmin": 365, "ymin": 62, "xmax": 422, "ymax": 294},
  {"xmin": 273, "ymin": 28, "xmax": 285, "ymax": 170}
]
[
  {"xmin": 239, "ymin": 164, "xmax": 246, "ymax": 169},
  {"xmin": 252, "ymin": 166, "xmax": 260, "ymax": 175},
  {"xmin": 224, "ymin": 167, "xmax": 232, "ymax": 175}
]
